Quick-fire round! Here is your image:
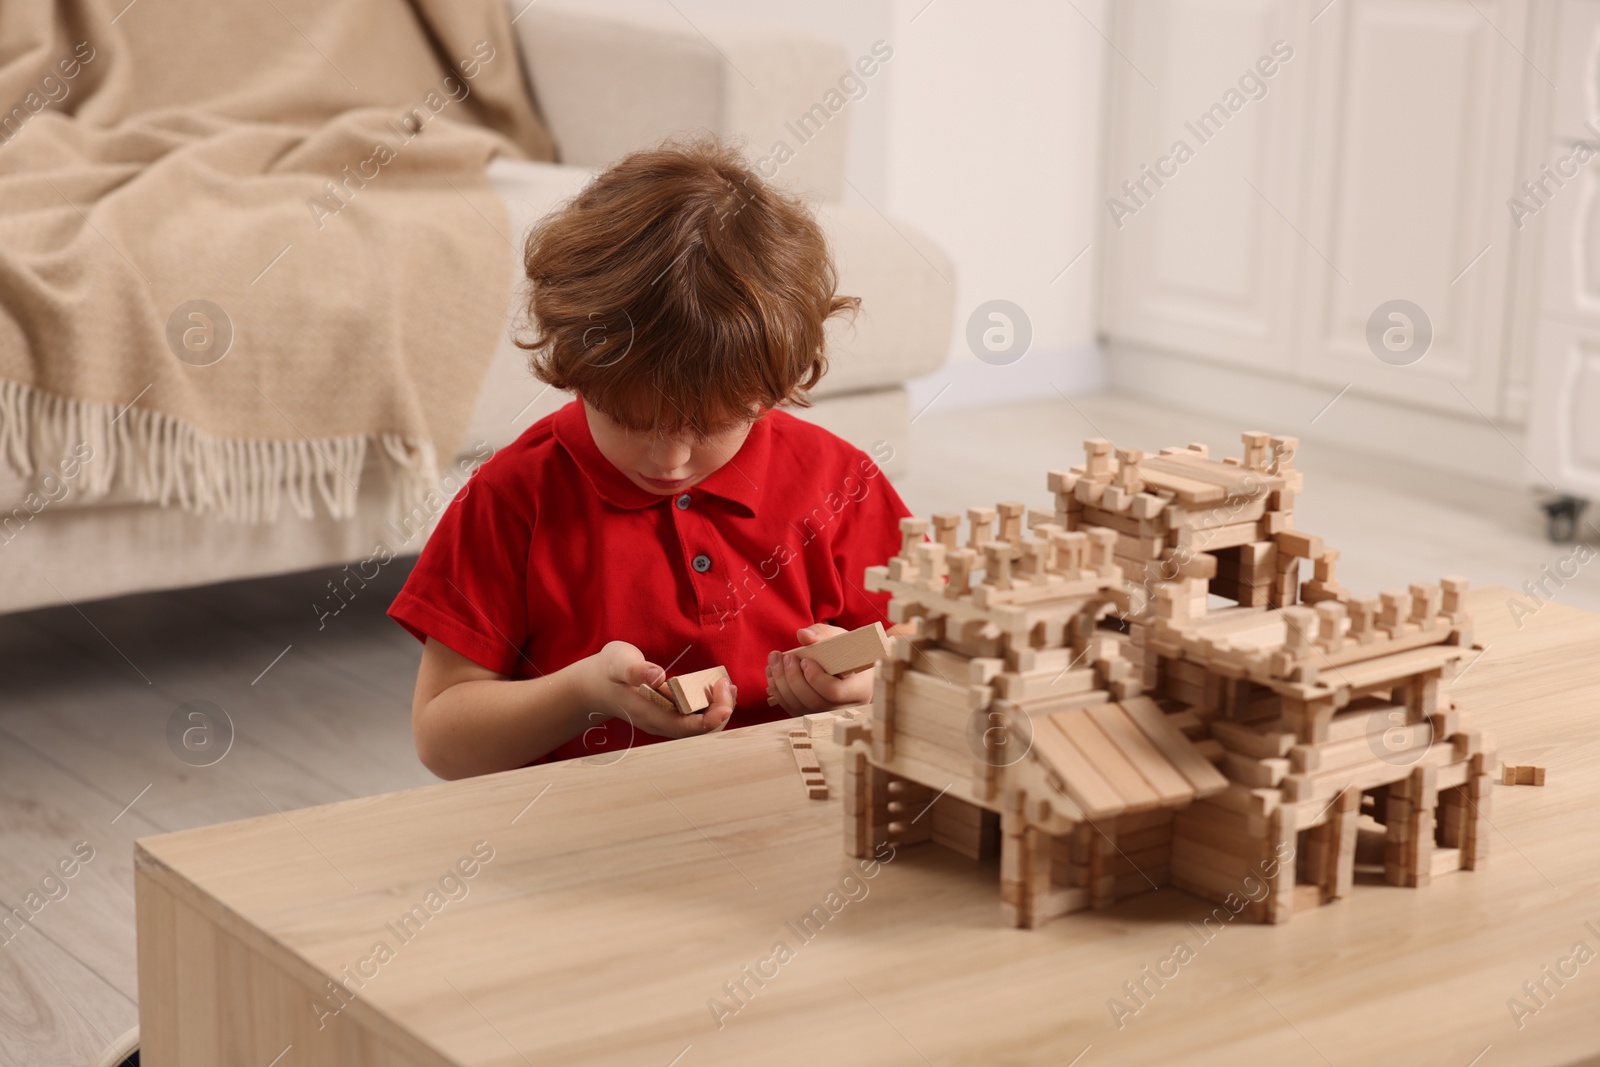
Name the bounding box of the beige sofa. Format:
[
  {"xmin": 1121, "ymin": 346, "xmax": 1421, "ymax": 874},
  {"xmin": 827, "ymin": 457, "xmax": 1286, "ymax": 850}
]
[{"xmin": 0, "ymin": 1, "xmax": 953, "ymax": 615}]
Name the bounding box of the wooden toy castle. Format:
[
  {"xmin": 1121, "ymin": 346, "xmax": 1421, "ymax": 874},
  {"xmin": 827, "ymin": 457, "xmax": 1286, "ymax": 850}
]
[{"xmin": 838, "ymin": 433, "xmax": 1494, "ymax": 928}]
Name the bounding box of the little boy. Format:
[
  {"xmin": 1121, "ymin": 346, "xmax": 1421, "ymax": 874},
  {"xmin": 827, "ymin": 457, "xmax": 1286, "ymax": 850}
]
[{"xmin": 388, "ymin": 138, "xmax": 911, "ymax": 779}]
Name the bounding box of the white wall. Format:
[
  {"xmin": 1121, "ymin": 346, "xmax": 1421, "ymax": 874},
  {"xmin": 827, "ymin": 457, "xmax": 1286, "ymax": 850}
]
[
  {"xmin": 883, "ymin": 0, "xmax": 1109, "ymax": 411},
  {"xmin": 665, "ymin": 0, "xmax": 1110, "ymax": 411}
]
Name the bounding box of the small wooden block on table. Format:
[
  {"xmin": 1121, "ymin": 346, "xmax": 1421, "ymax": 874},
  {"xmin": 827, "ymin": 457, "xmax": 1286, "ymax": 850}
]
[
  {"xmin": 1501, "ymin": 763, "xmax": 1546, "ymax": 786},
  {"xmin": 788, "ymin": 729, "xmax": 829, "ymax": 799}
]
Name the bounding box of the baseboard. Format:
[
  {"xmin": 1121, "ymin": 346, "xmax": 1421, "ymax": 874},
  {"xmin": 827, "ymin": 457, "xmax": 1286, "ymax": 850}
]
[
  {"xmin": 906, "ymin": 344, "xmax": 1106, "ymax": 416},
  {"xmin": 1105, "ymin": 341, "xmax": 1536, "ymax": 490}
]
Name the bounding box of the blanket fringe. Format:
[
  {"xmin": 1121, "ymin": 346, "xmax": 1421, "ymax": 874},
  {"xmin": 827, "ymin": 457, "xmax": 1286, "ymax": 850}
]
[{"xmin": 0, "ymin": 380, "xmax": 440, "ymax": 524}]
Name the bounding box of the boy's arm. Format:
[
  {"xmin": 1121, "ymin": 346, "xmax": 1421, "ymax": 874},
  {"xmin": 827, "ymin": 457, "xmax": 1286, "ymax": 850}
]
[{"xmin": 411, "ymin": 638, "xmax": 735, "ymax": 779}]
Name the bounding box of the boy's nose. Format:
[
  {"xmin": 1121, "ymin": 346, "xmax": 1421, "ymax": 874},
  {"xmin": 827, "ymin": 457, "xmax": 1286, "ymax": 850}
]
[{"xmin": 648, "ymin": 439, "xmax": 693, "ymax": 474}]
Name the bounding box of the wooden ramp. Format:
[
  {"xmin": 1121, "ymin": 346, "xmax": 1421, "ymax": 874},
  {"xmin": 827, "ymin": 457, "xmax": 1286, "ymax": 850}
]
[{"xmin": 1028, "ymin": 696, "xmax": 1228, "ymax": 820}]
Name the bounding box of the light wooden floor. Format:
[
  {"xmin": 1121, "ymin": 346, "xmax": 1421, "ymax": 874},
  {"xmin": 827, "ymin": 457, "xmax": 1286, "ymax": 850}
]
[{"xmin": 1, "ymin": 393, "xmax": 1592, "ymax": 1065}]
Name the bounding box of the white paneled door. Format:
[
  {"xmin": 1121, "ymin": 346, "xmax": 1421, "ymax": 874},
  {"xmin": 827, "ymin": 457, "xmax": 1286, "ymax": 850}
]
[
  {"xmin": 1099, "ymin": 0, "xmax": 1306, "ymax": 372},
  {"xmin": 1294, "ymin": 0, "xmax": 1528, "ymax": 416},
  {"xmin": 1101, "ymin": 0, "xmax": 1600, "ymax": 503},
  {"xmin": 1528, "ymin": 316, "xmax": 1600, "ymax": 496},
  {"xmin": 1526, "ymin": 2, "xmax": 1600, "ymax": 498}
]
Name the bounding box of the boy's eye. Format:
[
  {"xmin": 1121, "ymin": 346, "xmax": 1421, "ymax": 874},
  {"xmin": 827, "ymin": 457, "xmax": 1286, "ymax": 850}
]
[
  {"xmin": 636, "ymin": 413, "xmax": 755, "ymax": 446},
  {"xmin": 696, "ymin": 423, "xmax": 747, "ymax": 445}
]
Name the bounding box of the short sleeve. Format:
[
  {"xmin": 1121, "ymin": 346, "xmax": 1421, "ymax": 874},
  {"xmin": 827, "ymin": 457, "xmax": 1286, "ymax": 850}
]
[
  {"xmin": 829, "ymin": 456, "xmax": 912, "ymax": 630},
  {"xmin": 388, "ymin": 478, "xmax": 532, "ymax": 676}
]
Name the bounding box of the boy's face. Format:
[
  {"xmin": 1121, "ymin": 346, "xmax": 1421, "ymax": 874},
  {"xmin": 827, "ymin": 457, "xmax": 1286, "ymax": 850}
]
[{"xmin": 583, "ymin": 400, "xmax": 758, "ymax": 496}]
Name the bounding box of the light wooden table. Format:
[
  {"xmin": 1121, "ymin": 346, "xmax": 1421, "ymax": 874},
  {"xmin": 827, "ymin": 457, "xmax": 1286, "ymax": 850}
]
[{"xmin": 136, "ymin": 589, "xmax": 1600, "ymax": 1066}]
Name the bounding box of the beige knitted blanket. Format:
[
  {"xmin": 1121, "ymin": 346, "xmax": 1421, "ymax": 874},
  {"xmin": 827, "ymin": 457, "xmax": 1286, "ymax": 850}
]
[{"xmin": 0, "ymin": 0, "xmax": 553, "ymax": 522}]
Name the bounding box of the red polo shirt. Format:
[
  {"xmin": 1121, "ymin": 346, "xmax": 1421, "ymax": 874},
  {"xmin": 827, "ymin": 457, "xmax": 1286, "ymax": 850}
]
[{"xmin": 388, "ymin": 399, "xmax": 909, "ymax": 763}]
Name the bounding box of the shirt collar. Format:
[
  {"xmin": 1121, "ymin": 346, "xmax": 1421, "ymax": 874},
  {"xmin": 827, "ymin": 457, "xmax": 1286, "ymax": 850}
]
[{"xmin": 552, "ymin": 399, "xmax": 770, "ymax": 514}]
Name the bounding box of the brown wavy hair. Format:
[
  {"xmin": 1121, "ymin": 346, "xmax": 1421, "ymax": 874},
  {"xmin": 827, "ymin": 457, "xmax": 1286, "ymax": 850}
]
[{"xmin": 515, "ymin": 137, "xmax": 858, "ymax": 437}]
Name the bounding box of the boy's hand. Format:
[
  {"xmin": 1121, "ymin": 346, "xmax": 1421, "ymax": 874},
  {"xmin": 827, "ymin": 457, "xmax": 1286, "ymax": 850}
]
[
  {"xmin": 581, "ymin": 641, "xmax": 735, "ymax": 739},
  {"xmin": 766, "ymin": 624, "xmax": 875, "ymax": 715}
]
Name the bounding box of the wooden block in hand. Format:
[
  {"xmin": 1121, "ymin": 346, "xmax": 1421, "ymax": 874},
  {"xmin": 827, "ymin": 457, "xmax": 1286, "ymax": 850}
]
[
  {"xmin": 766, "ymin": 622, "xmax": 893, "ymax": 706},
  {"xmin": 637, "ymin": 683, "xmax": 676, "ymax": 712},
  {"xmin": 667, "ymin": 666, "xmax": 731, "ymax": 715}
]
